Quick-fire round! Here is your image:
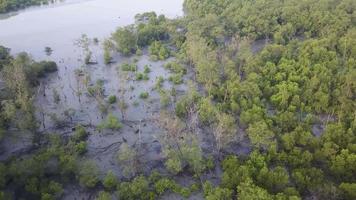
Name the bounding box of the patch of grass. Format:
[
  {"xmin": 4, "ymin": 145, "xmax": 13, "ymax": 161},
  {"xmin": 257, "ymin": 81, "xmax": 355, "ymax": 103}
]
[
  {"xmin": 121, "ymin": 63, "xmax": 137, "ymax": 72},
  {"xmin": 154, "ymin": 76, "xmax": 164, "ymax": 90},
  {"xmin": 98, "ymin": 113, "xmax": 122, "ymax": 130},
  {"xmin": 136, "ymin": 72, "xmax": 149, "ymax": 81},
  {"xmin": 168, "ymin": 73, "xmax": 183, "ymax": 85},
  {"xmin": 164, "ymin": 61, "xmax": 186, "ymax": 74},
  {"xmin": 139, "ymin": 92, "xmax": 149, "ymax": 99},
  {"xmin": 144, "ymin": 65, "xmax": 151, "ymax": 73}
]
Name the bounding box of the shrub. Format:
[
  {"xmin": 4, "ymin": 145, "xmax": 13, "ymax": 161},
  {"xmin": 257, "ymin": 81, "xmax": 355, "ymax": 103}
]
[
  {"xmin": 96, "ymin": 191, "xmax": 111, "ymax": 200},
  {"xmin": 155, "ymin": 76, "xmax": 164, "ymax": 90},
  {"xmin": 136, "ymin": 49, "xmax": 143, "ymax": 56},
  {"xmin": 117, "ymin": 143, "xmax": 136, "ymax": 178},
  {"xmin": 149, "ymin": 41, "xmax": 170, "ymax": 60},
  {"xmin": 116, "ymin": 176, "xmax": 149, "ymax": 200},
  {"xmin": 75, "ymin": 141, "xmax": 87, "ymax": 155},
  {"xmin": 164, "ymin": 61, "xmax": 186, "ymax": 74},
  {"xmin": 135, "ymin": 73, "xmax": 144, "ymax": 80},
  {"xmin": 103, "ymin": 171, "xmax": 118, "ymax": 191},
  {"xmin": 154, "ymin": 178, "xmax": 174, "ymax": 195},
  {"xmin": 198, "ymin": 98, "xmax": 217, "ymax": 124},
  {"xmin": 112, "ymin": 27, "xmax": 137, "ymax": 55},
  {"xmin": 168, "ymin": 73, "xmax": 183, "ymax": 85},
  {"xmin": 121, "ymin": 63, "xmax": 137, "ymax": 72},
  {"xmin": 103, "ymin": 49, "xmax": 111, "ymax": 65},
  {"xmin": 144, "ymin": 65, "xmax": 151, "ymax": 73},
  {"xmin": 72, "ymin": 125, "xmax": 88, "ymax": 142},
  {"xmin": 165, "ymin": 157, "xmax": 182, "ymax": 175},
  {"xmin": 139, "ymin": 92, "xmax": 149, "ymax": 99},
  {"xmin": 98, "ymin": 113, "xmax": 122, "ymax": 130},
  {"xmin": 159, "ymin": 90, "xmax": 170, "ymax": 108},
  {"xmin": 108, "ymin": 95, "xmax": 117, "ymax": 104},
  {"xmin": 339, "ymin": 183, "xmax": 356, "ymax": 200},
  {"xmin": 78, "ymin": 160, "xmax": 100, "ymax": 188}
]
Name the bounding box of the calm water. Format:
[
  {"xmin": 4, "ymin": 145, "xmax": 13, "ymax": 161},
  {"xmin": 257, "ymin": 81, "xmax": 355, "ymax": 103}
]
[{"xmin": 0, "ymin": 0, "xmax": 184, "ymax": 60}]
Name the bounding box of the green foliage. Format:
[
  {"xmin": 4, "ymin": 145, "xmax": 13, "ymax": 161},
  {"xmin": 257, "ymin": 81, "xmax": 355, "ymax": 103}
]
[
  {"xmin": 330, "ymin": 149, "xmax": 356, "ymax": 181},
  {"xmin": 135, "ymin": 72, "xmax": 149, "ymax": 81},
  {"xmin": 144, "ymin": 65, "xmax": 151, "ymax": 73},
  {"xmin": 247, "ymin": 121, "xmax": 275, "ymax": 150},
  {"xmin": 78, "ymin": 160, "xmax": 100, "ymax": 188},
  {"xmin": 116, "ymin": 176, "xmax": 149, "ymax": 200},
  {"xmin": 139, "ymin": 92, "xmax": 149, "ymax": 99},
  {"xmin": 164, "ymin": 61, "xmax": 186, "ymax": 74},
  {"xmin": 154, "ymin": 76, "xmax": 164, "ymax": 90},
  {"xmin": 237, "ymin": 178, "xmax": 273, "ymax": 200},
  {"xmin": 121, "ymin": 62, "xmax": 137, "ymax": 72},
  {"xmin": 103, "ymin": 170, "xmax": 118, "ymax": 191},
  {"xmin": 103, "ymin": 39, "xmax": 113, "ymax": 64},
  {"xmin": 0, "ymin": 0, "xmax": 53, "ymax": 13},
  {"xmin": 135, "ymin": 12, "xmax": 168, "ymax": 46},
  {"xmin": 108, "ymin": 95, "xmax": 117, "ymax": 104},
  {"xmin": 96, "ymin": 191, "xmax": 111, "ymax": 200},
  {"xmin": 72, "ymin": 124, "xmax": 88, "ymax": 142},
  {"xmin": 198, "ymin": 97, "xmax": 217, "ymax": 124},
  {"xmin": 117, "ymin": 143, "xmax": 137, "ymax": 178},
  {"xmin": 159, "ymin": 90, "xmax": 170, "ymax": 108},
  {"xmin": 154, "ymin": 178, "xmax": 193, "ymax": 198},
  {"xmin": 164, "ymin": 151, "xmax": 182, "ymax": 175},
  {"xmin": 75, "ymin": 141, "xmax": 87, "ymax": 155},
  {"xmin": 98, "ymin": 113, "xmax": 122, "ymax": 130},
  {"xmin": 149, "ymin": 41, "xmax": 170, "ymax": 60},
  {"xmin": 113, "ymin": 26, "xmax": 137, "ymax": 55},
  {"xmin": 175, "ymin": 86, "xmax": 201, "ymax": 118},
  {"xmin": 168, "ymin": 73, "xmax": 183, "ymax": 85},
  {"xmin": 339, "ymin": 183, "xmax": 356, "ymax": 200}
]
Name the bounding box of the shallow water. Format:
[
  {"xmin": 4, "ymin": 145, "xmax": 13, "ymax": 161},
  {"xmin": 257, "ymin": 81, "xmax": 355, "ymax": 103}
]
[{"xmin": 0, "ymin": 0, "xmax": 183, "ymax": 59}]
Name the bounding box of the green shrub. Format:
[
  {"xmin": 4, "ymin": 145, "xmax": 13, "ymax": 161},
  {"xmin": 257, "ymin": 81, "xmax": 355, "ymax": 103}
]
[
  {"xmin": 112, "ymin": 27, "xmax": 137, "ymax": 55},
  {"xmin": 139, "ymin": 92, "xmax": 149, "ymax": 99},
  {"xmin": 72, "ymin": 125, "xmax": 88, "ymax": 142},
  {"xmin": 121, "ymin": 63, "xmax": 137, "ymax": 71},
  {"xmin": 154, "ymin": 178, "xmax": 174, "ymax": 195},
  {"xmin": 164, "ymin": 61, "xmax": 186, "ymax": 74},
  {"xmin": 165, "ymin": 157, "xmax": 182, "ymax": 175},
  {"xmin": 98, "ymin": 113, "xmax": 122, "ymax": 130},
  {"xmin": 168, "ymin": 73, "xmax": 183, "ymax": 85},
  {"xmin": 136, "ymin": 49, "xmax": 143, "ymax": 56},
  {"xmin": 149, "ymin": 41, "xmax": 170, "ymax": 60},
  {"xmin": 159, "ymin": 90, "xmax": 170, "ymax": 108},
  {"xmin": 198, "ymin": 98, "xmax": 217, "ymax": 124},
  {"xmin": 135, "ymin": 72, "xmax": 144, "ymax": 81},
  {"xmin": 144, "ymin": 65, "xmax": 151, "ymax": 73},
  {"xmin": 143, "ymin": 74, "xmax": 149, "ymax": 80},
  {"xmin": 96, "ymin": 191, "xmax": 111, "ymax": 200},
  {"xmin": 78, "ymin": 160, "xmax": 100, "ymax": 188},
  {"xmin": 103, "ymin": 170, "xmax": 118, "ymax": 191},
  {"xmin": 103, "ymin": 49, "xmax": 111, "ymax": 65},
  {"xmin": 116, "ymin": 176, "xmax": 150, "ymax": 200},
  {"xmin": 108, "ymin": 95, "xmax": 117, "ymax": 104},
  {"xmin": 340, "ymin": 183, "xmax": 356, "ymax": 200},
  {"xmin": 75, "ymin": 141, "xmax": 87, "ymax": 155},
  {"xmin": 155, "ymin": 76, "xmax": 164, "ymax": 90}
]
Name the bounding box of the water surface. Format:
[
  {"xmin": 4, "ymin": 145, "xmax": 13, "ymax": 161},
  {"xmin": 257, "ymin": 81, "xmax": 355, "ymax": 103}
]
[{"xmin": 0, "ymin": 0, "xmax": 184, "ymax": 59}]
